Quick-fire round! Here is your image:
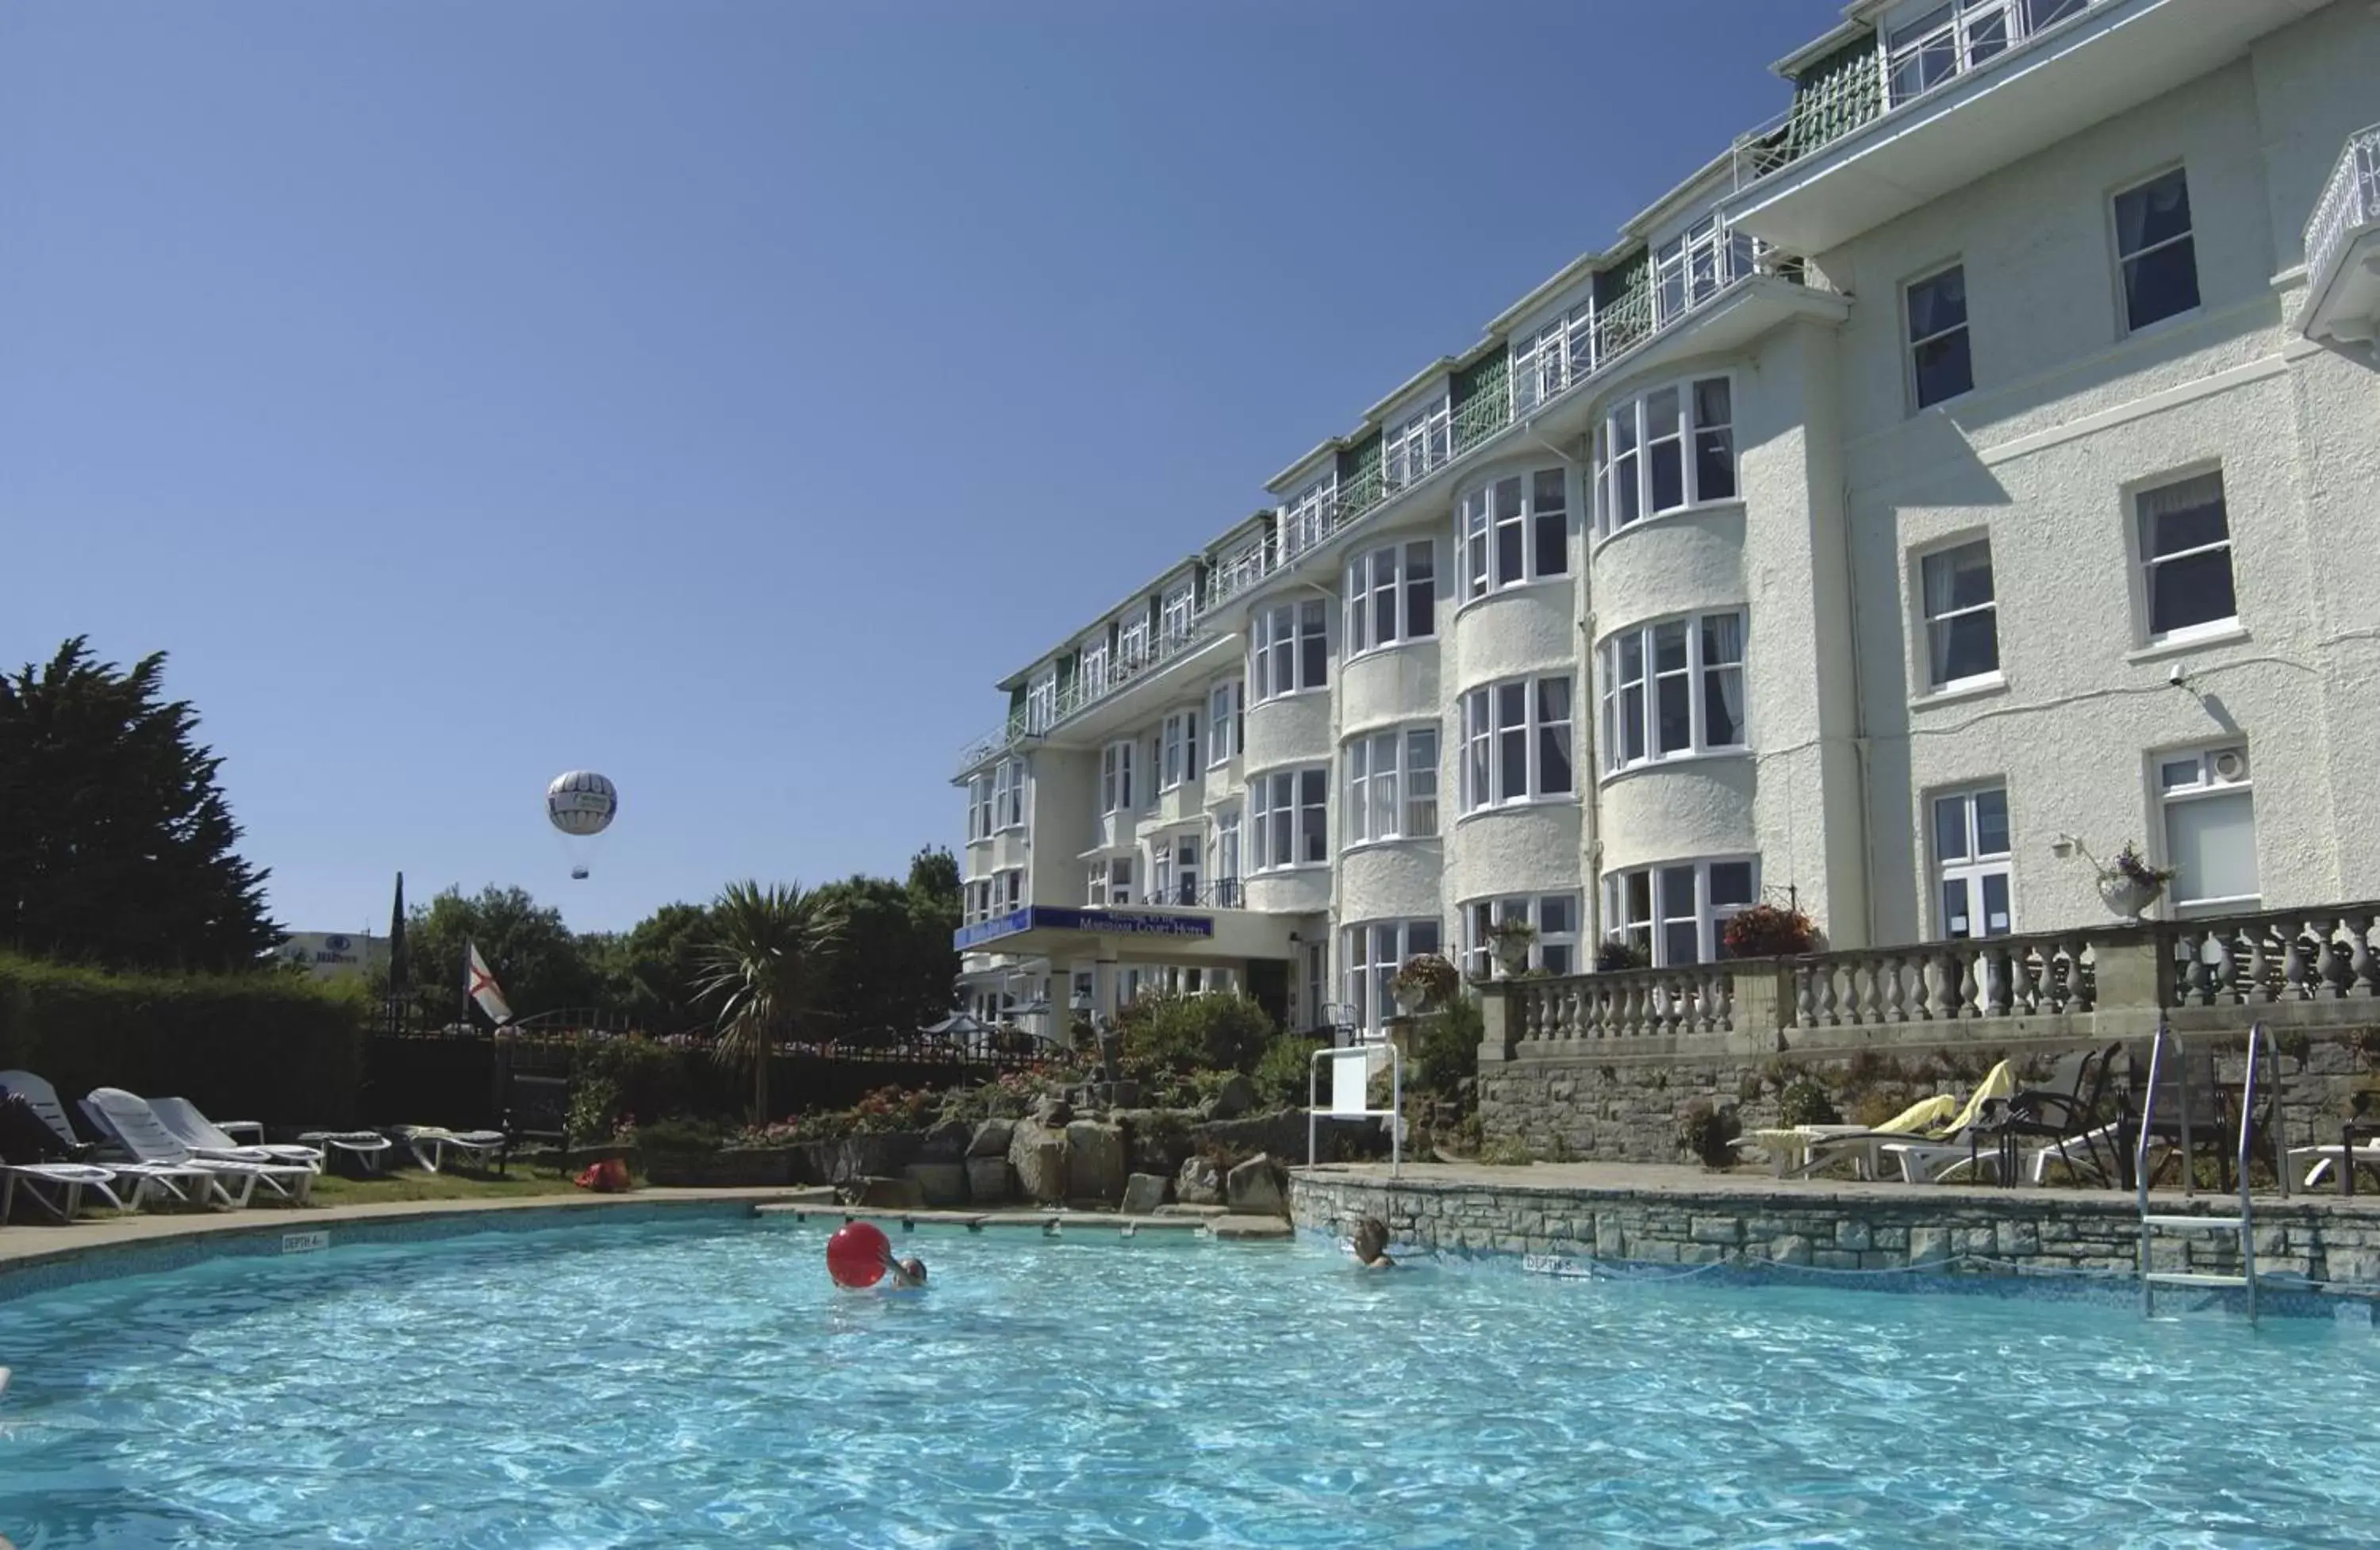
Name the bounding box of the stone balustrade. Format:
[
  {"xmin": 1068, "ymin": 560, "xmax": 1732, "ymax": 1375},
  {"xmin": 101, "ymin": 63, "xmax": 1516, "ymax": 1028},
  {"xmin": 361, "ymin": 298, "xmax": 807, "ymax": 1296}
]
[{"xmin": 1476, "ymin": 900, "xmax": 2380, "ymax": 1162}]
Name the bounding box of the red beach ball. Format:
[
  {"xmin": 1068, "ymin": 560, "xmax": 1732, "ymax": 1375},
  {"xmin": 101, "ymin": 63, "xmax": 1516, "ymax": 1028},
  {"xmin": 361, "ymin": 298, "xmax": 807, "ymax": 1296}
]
[{"xmin": 826, "ymin": 1221, "xmax": 890, "ymax": 1288}]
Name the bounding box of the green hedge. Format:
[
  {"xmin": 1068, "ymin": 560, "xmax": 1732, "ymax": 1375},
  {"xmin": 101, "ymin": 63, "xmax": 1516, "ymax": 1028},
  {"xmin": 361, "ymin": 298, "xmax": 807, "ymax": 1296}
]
[{"xmin": 0, "ymin": 953, "xmax": 369, "ymax": 1129}]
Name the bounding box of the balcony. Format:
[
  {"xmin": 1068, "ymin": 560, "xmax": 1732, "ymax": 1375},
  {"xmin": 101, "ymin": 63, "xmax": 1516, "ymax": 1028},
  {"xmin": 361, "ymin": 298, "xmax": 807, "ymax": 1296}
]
[
  {"xmin": 1726, "ymin": 0, "xmax": 2328, "ymax": 255},
  {"xmin": 2300, "ymin": 125, "xmax": 2380, "ymax": 346},
  {"xmin": 952, "ymin": 230, "xmax": 1828, "ymax": 777}
]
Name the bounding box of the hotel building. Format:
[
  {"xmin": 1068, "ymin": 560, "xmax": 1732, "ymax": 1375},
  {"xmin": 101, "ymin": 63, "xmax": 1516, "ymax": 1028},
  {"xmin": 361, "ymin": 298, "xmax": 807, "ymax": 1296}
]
[{"xmin": 951, "ymin": 0, "xmax": 2380, "ymax": 1046}]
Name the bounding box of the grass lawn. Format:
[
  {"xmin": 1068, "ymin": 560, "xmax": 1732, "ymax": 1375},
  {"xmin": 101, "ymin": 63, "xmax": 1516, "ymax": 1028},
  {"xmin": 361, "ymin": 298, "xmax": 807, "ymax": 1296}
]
[{"xmin": 306, "ymin": 1168, "xmax": 585, "ymax": 1206}]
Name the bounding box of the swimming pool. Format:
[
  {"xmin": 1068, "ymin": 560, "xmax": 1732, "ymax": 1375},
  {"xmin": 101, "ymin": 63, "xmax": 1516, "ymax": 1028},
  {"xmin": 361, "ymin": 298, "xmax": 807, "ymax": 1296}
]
[{"xmin": 2, "ymin": 1215, "xmax": 2377, "ymax": 1548}]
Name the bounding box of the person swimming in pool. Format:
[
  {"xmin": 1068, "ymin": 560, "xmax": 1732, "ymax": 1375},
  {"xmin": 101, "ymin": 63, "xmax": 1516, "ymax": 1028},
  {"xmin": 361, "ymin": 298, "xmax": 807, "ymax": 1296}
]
[
  {"xmin": 1351, "ymin": 1216, "xmax": 1395, "ymax": 1270},
  {"xmin": 882, "ymin": 1248, "xmax": 928, "ymax": 1289}
]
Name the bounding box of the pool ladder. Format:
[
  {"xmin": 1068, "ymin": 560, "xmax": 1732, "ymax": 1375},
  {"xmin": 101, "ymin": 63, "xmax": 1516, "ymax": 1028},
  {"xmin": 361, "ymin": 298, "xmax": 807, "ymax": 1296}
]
[{"xmin": 2135, "ymin": 1021, "xmax": 2282, "ymax": 1324}]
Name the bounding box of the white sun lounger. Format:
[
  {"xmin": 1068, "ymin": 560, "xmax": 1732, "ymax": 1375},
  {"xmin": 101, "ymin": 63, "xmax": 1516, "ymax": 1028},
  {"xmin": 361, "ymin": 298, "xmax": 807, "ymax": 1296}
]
[
  {"xmin": 149, "ymin": 1098, "xmax": 325, "ymax": 1172},
  {"xmin": 1882, "ymin": 1120, "xmax": 2132, "ymax": 1186},
  {"xmin": 0, "ymin": 1069, "xmax": 215, "ymax": 1208},
  {"xmin": 294, "ymin": 1128, "xmax": 396, "ymax": 1174},
  {"xmin": 2286, "ymin": 1139, "xmax": 2380, "ymax": 1191},
  {"xmin": 82, "ymin": 1089, "xmax": 315, "ymax": 1207},
  {"xmin": 390, "ymin": 1126, "xmax": 507, "ymax": 1173},
  {"xmin": 2, "ymin": 1161, "xmax": 136, "ymax": 1222}
]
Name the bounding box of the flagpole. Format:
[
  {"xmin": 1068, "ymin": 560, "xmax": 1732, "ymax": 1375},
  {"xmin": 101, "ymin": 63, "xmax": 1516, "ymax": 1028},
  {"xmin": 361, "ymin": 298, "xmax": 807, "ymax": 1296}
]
[{"xmin": 462, "ymin": 937, "xmax": 475, "ymax": 1030}]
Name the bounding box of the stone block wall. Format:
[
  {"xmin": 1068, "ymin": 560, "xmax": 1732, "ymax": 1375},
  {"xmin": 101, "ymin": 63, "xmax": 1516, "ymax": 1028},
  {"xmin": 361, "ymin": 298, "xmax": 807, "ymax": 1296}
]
[
  {"xmin": 1476, "ymin": 1026, "xmax": 2380, "ymax": 1166},
  {"xmin": 1289, "ymin": 1172, "xmax": 2380, "ymax": 1288}
]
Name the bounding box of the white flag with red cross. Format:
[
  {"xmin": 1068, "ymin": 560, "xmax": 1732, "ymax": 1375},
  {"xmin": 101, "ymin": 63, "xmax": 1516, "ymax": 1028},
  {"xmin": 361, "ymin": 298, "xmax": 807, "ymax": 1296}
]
[{"xmin": 466, "ymin": 941, "xmax": 512, "ymax": 1025}]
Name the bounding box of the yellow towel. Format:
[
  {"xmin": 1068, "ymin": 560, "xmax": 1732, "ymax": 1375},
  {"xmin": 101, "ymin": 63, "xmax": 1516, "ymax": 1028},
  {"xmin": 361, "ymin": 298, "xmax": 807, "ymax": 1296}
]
[{"xmin": 1869, "ymin": 1061, "xmax": 2017, "ymax": 1140}]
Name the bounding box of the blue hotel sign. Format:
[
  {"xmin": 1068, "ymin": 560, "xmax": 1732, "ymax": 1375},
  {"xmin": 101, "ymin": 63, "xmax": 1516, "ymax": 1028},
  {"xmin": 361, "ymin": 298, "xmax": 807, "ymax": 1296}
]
[{"xmin": 953, "ymin": 906, "xmax": 1215, "ymax": 951}]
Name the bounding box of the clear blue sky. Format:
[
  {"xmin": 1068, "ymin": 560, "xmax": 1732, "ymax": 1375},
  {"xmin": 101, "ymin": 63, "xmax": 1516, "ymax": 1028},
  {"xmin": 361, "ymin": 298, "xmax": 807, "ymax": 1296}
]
[{"xmin": 0, "ymin": 0, "xmax": 1841, "ymax": 937}]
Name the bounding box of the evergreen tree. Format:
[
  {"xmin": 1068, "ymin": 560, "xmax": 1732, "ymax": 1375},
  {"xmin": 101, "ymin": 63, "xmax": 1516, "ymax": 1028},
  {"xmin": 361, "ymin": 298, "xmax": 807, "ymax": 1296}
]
[{"xmin": 0, "ymin": 637, "xmax": 280, "ymax": 972}]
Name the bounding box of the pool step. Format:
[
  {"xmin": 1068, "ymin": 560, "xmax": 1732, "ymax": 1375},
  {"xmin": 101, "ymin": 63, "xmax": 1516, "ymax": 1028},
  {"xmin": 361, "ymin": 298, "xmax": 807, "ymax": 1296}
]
[
  {"xmin": 2140, "ymin": 1214, "xmax": 2245, "ymax": 1231},
  {"xmin": 2144, "ymin": 1271, "xmax": 2253, "ymax": 1289}
]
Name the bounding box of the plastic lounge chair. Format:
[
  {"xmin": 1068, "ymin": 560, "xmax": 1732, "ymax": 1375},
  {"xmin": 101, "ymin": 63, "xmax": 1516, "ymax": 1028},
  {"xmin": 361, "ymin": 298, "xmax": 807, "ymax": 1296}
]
[
  {"xmin": 0, "ymin": 1069, "xmax": 213, "ymax": 1208},
  {"xmin": 2, "ymin": 1161, "xmax": 136, "ymax": 1222},
  {"xmin": 294, "ymin": 1128, "xmax": 396, "ymax": 1174},
  {"xmin": 82, "ymin": 1089, "xmax": 315, "ymax": 1207},
  {"xmin": 391, "ymin": 1125, "xmax": 508, "ymax": 1174},
  {"xmin": 2286, "ymin": 1137, "xmax": 2380, "ymax": 1191},
  {"xmin": 149, "ymin": 1098, "xmax": 325, "ymax": 1172},
  {"xmin": 1769, "ymin": 1065, "xmax": 2018, "ymax": 1181}
]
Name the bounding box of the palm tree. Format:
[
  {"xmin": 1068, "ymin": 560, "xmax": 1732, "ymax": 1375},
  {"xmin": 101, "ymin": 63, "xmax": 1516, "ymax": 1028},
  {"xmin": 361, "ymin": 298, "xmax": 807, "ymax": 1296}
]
[{"xmin": 695, "ymin": 881, "xmax": 843, "ymax": 1122}]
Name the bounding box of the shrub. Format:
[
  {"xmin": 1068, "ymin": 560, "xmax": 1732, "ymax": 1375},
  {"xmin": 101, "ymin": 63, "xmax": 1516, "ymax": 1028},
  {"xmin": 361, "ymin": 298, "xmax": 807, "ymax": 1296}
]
[
  {"xmin": 1251, "ymin": 1034, "xmax": 1316, "ymax": 1111},
  {"xmin": 1595, "ymin": 935, "xmax": 1649, "ymax": 973},
  {"xmin": 1411, "ymin": 997, "xmax": 1483, "ymax": 1103},
  {"xmin": 1676, "ymin": 1099, "xmax": 1741, "ymax": 1169},
  {"xmin": 1721, "ymin": 903, "xmax": 1817, "ymax": 957},
  {"xmin": 1776, "ymin": 1076, "xmax": 1840, "ymax": 1128},
  {"xmin": 566, "ymin": 1075, "xmax": 622, "ymax": 1145},
  {"xmin": 1477, "ymin": 1136, "xmax": 1534, "ymax": 1165},
  {"xmin": 1116, "ymin": 993, "xmax": 1276, "ymax": 1080},
  {"xmin": 0, "ymin": 950, "xmax": 368, "ymax": 1126},
  {"xmin": 633, "ymin": 1115, "xmax": 727, "ymax": 1156}
]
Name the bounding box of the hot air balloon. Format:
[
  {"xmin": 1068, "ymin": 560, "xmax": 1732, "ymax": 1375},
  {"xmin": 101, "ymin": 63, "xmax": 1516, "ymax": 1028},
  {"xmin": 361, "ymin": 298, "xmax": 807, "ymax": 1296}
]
[{"xmin": 547, "ymin": 770, "xmax": 617, "ymax": 879}]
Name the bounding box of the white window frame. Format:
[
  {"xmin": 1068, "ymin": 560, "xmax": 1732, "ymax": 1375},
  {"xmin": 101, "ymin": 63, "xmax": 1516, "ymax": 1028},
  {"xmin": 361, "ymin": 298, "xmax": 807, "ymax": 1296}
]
[
  {"xmin": 963, "ymin": 877, "xmax": 992, "ymax": 925},
  {"xmin": 1598, "ymin": 611, "xmax": 1749, "ymax": 774},
  {"xmin": 1462, "ymin": 894, "xmax": 1581, "ymax": 979},
  {"xmin": 1118, "ymin": 616, "xmax": 1150, "ymax": 673},
  {"xmin": 991, "ymin": 759, "xmax": 1027, "ymax": 832},
  {"xmin": 2156, "ymin": 744, "xmax": 2259, "ymax": 916},
  {"xmin": 1917, "ymin": 539, "xmax": 2000, "ymax": 693},
  {"xmin": 2111, "ymin": 165, "xmax": 2199, "ymax": 336},
  {"xmin": 1511, "ymin": 301, "xmax": 1595, "ymax": 415},
  {"xmin": 1026, "ymin": 670, "xmax": 1057, "ymax": 732},
  {"xmin": 1343, "ymin": 725, "xmax": 1441, "ymax": 847},
  {"xmin": 1160, "ymin": 710, "xmax": 1200, "ymax": 792},
  {"xmin": 1250, "ymin": 599, "xmax": 1329, "ymax": 702},
  {"xmin": 1346, "ymin": 539, "xmax": 1438, "ymax": 657},
  {"xmin": 1459, "ymin": 674, "xmax": 1576, "ymax": 814},
  {"xmin": 1603, "ymin": 857, "xmax": 1760, "ymax": 968},
  {"xmin": 2132, "ymin": 468, "xmax": 2236, "ymax": 646},
  {"xmin": 1343, "ymin": 918, "xmax": 1444, "ymax": 1038},
  {"xmin": 1099, "ymin": 740, "xmax": 1134, "ymax": 817},
  {"xmin": 1159, "ymin": 581, "xmax": 1196, "ymax": 646},
  {"xmin": 1207, "ymin": 678, "xmax": 1242, "ymax": 767},
  {"xmin": 1652, "ymin": 217, "xmax": 1753, "ymax": 326},
  {"xmin": 1885, "ymin": 0, "xmax": 2017, "ymax": 106},
  {"xmin": 1081, "ymin": 639, "xmax": 1110, "ymax": 696},
  {"xmin": 1250, "ymin": 765, "xmax": 1330, "ymax": 873},
  {"xmin": 1383, "ymin": 398, "xmax": 1452, "ymax": 492},
  {"xmin": 1210, "ymin": 805, "xmax": 1242, "ymax": 907},
  {"xmin": 1931, "ymin": 786, "xmax": 2013, "ymax": 940},
  {"xmin": 967, "ymin": 774, "xmax": 992, "ymax": 842},
  {"xmin": 995, "ymin": 868, "xmax": 1024, "ymax": 914},
  {"xmin": 1087, "ymin": 854, "xmax": 1134, "ymax": 908},
  {"xmin": 1594, "ymin": 374, "xmax": 1736, "ymax": 538},
  {"xmin": 1457, "ymin": 466, "xmax": 1570, "ymax": 600},
  {"xmin": 1280, "ymin": 475, "xmax": 1335, "ymax": 561},
  {"xmin": 1905, "ymin": 263, "xmax": 1972, "ymax": 412}
]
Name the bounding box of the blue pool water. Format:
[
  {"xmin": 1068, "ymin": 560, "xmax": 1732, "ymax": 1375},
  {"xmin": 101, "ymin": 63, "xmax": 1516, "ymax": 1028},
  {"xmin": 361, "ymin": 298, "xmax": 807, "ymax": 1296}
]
[{"xmin": 2, "ymin": 1216, "xmax": 2378, "ymax": 1548}]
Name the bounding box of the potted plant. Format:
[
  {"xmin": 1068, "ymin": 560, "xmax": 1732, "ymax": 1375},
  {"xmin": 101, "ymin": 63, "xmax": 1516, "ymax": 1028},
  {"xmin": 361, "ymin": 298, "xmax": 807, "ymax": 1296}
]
[
  {"xmin": 1595, "ymin": 934, "xmax": 1649, "ymax": 973},
  {"xmin": 1488, "ymin": 918, "xmax": 1538, "ymax": 977},
  {"xmin": 2098, "ymin": 841, "xmax": 2175, "ymax": 923},
  {"xmin": 1721, "ymin": 901, "xmax": 1818, "ymax": 958},
  {"xmin": 1391, "ymin": 953, "xmax": 1461, "ymax": 1015}
]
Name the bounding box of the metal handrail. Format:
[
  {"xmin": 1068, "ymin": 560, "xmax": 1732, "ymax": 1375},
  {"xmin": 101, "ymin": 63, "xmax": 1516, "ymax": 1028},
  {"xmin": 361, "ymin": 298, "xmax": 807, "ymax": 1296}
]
[{"xmin": 1307, "ymin": 1040, "xmax": 1400, "ymax": 1177}]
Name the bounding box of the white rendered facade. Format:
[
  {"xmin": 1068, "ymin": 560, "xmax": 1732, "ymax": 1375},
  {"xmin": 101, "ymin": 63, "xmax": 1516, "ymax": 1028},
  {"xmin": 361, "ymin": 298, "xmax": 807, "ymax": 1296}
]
[{"xmin": 953, "ymin": 0, "xmax": 2380, "ymax": 1045}]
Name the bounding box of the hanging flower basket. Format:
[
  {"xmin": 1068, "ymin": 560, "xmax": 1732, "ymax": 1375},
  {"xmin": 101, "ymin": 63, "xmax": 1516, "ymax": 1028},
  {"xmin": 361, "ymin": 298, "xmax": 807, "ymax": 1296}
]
[{"xmin": 1721, "ymin": 903, "xmax": 1818, "ymax": 958}]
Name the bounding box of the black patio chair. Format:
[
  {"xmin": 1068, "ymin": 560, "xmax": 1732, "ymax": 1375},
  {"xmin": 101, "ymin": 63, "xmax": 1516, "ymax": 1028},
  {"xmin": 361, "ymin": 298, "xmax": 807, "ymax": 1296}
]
[
  {"xmin": 1982, "ymin": 1042, "xmax": 2121, "ymax": 1186},
  {"xmin": 498, "ymin": 1073, "xmax": 570, "ymax": 1177}
]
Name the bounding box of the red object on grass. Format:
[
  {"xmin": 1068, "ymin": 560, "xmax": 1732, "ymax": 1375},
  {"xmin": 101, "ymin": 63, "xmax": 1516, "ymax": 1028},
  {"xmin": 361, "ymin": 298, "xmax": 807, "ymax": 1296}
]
[{"xmin": 827, "ymin": 1221, "xmax": 890, "ymax": 1287}]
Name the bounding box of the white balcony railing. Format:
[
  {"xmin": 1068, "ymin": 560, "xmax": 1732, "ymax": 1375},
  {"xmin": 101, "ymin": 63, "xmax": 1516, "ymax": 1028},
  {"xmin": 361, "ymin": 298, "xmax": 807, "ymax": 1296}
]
[
  {"xmin": 1732, "ymin": 0, "xmax": 2103, "ymax": 190},
  {"xmin": 2306, "ymin": 124, "xmax": 2380, "ymax": 302},
  {"xmin": 954, "ymin": 228, "xmax": 1775, "ymax": 775}
]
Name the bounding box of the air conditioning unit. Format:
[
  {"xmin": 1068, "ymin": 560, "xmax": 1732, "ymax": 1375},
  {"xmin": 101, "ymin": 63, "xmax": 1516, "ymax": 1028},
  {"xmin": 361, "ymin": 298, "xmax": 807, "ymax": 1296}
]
[{"xmin": 2211, "ymin": 747, "xmax": 2249, "ymax": 783}]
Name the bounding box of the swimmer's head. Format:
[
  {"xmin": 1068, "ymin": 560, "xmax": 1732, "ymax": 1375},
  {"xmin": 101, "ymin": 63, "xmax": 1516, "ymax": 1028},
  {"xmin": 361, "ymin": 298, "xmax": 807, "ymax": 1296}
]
[
  {"xmin": 1353, "ymin": 1216, "xmax": 1389, "ymax": 1262},
  {"xmin": 897, "ymin": 1256, "xmax": 927, "ymax": 1285}
]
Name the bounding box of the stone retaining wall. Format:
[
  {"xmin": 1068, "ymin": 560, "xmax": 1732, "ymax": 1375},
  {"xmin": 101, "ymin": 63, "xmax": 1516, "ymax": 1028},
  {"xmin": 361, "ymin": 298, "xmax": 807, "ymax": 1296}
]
[
  {"xmin": 1477, "ymin": 1027, "xmax": 2380, "ymax": 1164},
  {"xmin": 1288, "ymin": 1171, "xmax": 2380, "ymax": 1289}
]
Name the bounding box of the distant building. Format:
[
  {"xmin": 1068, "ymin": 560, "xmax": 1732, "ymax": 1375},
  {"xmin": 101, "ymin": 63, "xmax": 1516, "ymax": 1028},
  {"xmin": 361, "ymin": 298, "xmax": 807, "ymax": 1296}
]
[{"xmin": 276, "ymin": 931, "xmax": 389, "ymax": 981}]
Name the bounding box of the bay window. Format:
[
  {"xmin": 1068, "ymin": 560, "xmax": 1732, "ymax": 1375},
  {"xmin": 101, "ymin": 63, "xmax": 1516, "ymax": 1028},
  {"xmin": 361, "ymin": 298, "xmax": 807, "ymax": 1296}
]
[
  {"xmin": 1458, "ymin": 468, "xmax": 1570, "ymax": 599},
  {"xmin": 1595, "ymin": 376, "xmax": 1735, "ymax": 536},
  {"xmin": 1459, "ymin": 675, "xmax": 1575, "ymax": 813},
  {"xmin": 1384, "ymin": 399, "xmax": 1451, "ymax": 491},
  {"xmin": 1210, "ymin": 806, "xmax": 1242, "ymax": 907},
  {"xmin": 1161, "ymin": 710, "xmax": 1200, "ymax": 792},
  {"xmin": 1250, "ymin": 766, "xmax": 1330, "ymax": 870},
  {"xmin": 1347, "ymin": 539, "xmax": 1438, "ymax": 654},
  {"xmin": 1463, "ymin": 894, "xmax": 1580, "ymax": 978},
  {"xmin": 995, "ymin": 869, "xmax": 1023, "ymax": 912},
  {"xmin": 1599, "ymin": 611, "xmax": 1747, "ymax": 773},
  {"xmin": 1087, "ymin": 855, "xmax": 1134, "ymax": 907},
  {"xmin": 1208, "ymin": 678, "xmax": 1242, "ymax": 766},
  {"xmin": 1344, "ymin": 918, "xmax": 1443, "ymax": 1036},
  {"xmin": 1100, "ymin": 740, "xmax": 1134, "ymax": 816},
  {"xmin": 1604, "ymin": 858, "xmax": 1757, "ymax": 967},
  {"xmin": 967, "ymin": 775, "xmax": 992, "ymax": 842},
  {"xmin": 1344, "ymin": 725, "xmax": 1440, "ymax": 846},
  {"xmin": 1251, "ymin": 600, "xmax": 1329, "ymax": 701}
]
